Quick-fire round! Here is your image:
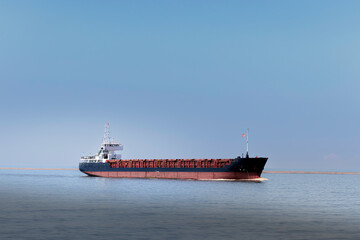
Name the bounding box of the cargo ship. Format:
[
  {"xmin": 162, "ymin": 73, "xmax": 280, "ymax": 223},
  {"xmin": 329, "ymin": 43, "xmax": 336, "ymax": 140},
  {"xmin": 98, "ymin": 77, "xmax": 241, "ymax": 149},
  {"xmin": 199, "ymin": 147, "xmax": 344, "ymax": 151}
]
[{"xmin": 79, "ymin": 124, "xmax": 268, "ymax": 180}]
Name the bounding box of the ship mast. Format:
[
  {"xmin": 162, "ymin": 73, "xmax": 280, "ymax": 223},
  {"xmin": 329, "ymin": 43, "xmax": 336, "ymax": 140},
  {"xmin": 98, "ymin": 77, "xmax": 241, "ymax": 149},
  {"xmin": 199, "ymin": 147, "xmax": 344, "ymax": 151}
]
[
  {"xmin": 103, "ymin": 123, "xmax": 111, "ymax": 144},
  {"xmin": 246, "ymin": 128, "xmax": 249, "ymax": 158}
]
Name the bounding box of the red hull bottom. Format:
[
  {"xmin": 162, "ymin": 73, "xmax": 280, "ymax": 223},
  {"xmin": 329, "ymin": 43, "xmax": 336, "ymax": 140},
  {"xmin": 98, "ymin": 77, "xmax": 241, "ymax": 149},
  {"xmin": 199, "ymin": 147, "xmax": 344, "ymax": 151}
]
[{"xmin": 84, "ymin": 171, "xmax": 261, "ymax": 180}]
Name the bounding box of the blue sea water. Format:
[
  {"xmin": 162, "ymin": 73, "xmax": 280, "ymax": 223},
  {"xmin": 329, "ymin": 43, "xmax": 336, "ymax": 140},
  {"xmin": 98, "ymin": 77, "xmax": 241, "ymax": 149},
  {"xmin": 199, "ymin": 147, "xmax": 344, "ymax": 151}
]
[{"xmin": 0, "ymin": 170, "xmax": 359, "ymax": 240}]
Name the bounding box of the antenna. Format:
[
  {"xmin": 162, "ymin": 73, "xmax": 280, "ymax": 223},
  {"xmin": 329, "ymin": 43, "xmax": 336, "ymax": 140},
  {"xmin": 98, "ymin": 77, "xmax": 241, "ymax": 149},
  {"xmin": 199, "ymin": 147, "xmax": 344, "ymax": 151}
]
[
  {"xmin": 103, "ymin": 123, "xmax": 111, "ymax": 144},
  {"xmin": 246, "ymin": 128, "xmax": 249, "ymax": 158}
]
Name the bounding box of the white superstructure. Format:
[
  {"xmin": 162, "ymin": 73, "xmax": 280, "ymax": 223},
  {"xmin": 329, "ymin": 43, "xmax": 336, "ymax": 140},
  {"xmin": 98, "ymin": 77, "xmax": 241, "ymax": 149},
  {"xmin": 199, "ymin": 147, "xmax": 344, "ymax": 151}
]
[{"xmin": 80, "ymin": 123, "xmax": 123, "ymax": 163}]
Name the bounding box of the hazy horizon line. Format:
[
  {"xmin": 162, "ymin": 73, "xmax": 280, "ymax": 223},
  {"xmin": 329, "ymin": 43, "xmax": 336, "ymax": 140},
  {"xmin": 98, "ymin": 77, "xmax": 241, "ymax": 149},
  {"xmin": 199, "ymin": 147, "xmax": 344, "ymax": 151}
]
[{"xmin": 1, "ymin": 168, "xmax": 359, "ymax": 175}]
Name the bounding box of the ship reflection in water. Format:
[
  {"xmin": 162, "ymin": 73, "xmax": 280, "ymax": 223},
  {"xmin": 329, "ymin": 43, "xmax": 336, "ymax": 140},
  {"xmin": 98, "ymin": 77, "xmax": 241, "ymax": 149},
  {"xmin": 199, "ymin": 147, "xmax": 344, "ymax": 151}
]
[{"xmin": 0, "ymin": 170, "xmax": 359, "ymax": 240}]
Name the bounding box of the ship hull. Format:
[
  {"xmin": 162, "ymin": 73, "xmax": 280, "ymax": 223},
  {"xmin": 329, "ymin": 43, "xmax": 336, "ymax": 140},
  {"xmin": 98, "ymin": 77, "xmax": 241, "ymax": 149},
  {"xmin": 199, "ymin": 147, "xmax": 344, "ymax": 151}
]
[
  {"xmin": 79, "ymin": 157, "xmax": 268, "ymax": 180},
  {"xmin": 82, "ymin": 170, "xmax": 261, "ymax": 180}
]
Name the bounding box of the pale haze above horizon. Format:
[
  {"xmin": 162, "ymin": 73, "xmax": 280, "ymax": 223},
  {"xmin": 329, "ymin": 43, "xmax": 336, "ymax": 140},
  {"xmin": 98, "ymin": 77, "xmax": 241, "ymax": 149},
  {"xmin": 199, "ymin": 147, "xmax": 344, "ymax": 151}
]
[{"xmin": 1, "ymin": 1, "xmax": 360, "ymax": 171}]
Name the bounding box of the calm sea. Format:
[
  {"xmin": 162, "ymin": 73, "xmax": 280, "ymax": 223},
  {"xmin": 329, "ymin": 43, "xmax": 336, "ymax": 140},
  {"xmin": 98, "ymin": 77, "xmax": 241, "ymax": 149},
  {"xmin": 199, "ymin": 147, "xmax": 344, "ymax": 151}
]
[{"xmin": 0, "ymin": 170, "xmax": 359, "ymax": 240}]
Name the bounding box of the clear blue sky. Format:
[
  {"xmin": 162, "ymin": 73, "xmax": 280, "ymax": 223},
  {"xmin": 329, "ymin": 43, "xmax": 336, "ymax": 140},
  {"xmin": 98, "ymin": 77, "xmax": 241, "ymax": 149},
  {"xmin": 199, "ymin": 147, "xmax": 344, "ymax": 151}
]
[{"xmin": 1, "ymin": 1, "xmax": 360, "ymax": 170}]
